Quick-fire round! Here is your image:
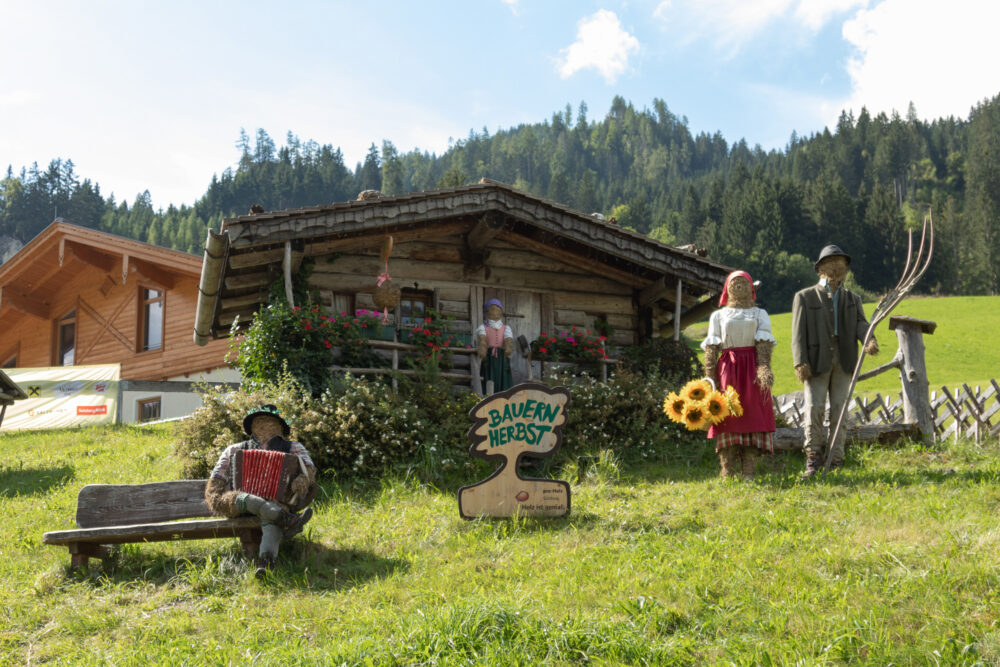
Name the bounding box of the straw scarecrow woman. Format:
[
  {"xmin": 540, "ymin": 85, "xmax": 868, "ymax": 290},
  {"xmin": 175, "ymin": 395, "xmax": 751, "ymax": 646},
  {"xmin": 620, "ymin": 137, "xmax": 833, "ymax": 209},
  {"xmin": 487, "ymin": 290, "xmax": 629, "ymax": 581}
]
[{"xmin": 701, "ymin": 271, "xmax": 777, "ymax": 479}]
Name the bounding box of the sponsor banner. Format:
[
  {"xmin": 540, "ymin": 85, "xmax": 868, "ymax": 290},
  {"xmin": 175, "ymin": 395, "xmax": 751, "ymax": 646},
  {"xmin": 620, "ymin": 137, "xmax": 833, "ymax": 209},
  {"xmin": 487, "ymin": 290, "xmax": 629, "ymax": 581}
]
[{"xmin": 1, "ymin": 365, "xmax": 120, "ymax": 430}]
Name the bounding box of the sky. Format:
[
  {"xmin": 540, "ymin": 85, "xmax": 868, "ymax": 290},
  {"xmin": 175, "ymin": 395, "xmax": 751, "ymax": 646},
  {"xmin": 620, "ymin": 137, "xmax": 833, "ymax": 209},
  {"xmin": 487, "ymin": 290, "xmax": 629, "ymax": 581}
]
[{"xmin": 2, "ymin": 0, "xmax": 999, "ymax": 210}]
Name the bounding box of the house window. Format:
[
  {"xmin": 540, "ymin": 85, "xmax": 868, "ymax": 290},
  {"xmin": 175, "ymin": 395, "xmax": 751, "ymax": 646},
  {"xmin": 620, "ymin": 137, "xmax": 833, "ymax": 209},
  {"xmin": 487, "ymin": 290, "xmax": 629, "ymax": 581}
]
[
  {"xmin": 140, "ymin": 288, "xmax": 164, "ymax": 351},
  {"xmin": 137, "ymin": 397, "xmax": 161, "ymax": 422},
  {"xmin": 57, "ymin": 310, "xmax": 76, "ymax": 366},
  {"xmin": 399, "ymin": 290, "xmax": 432, "ymax": 326}
]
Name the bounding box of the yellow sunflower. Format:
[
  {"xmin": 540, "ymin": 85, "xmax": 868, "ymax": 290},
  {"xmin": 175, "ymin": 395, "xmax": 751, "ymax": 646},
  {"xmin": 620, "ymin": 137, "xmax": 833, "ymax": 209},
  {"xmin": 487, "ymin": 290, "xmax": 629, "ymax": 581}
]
[
  {"xmin": 680, "ymin": 379, "xmax": 713, "ymax": 403},
  {"xmin": 724, "ymin": 385, "xmax": 743, "ymax": 417},
  {"xmin": 663, "ymin": 392, "xmax": 686, "ymax": 423},
  {"xmin": 682, "ymin": 403, "xmax": 710, "ymax": 431},
  {"xmin": 703, "ymin": 390, "xmax": 730, "ymax": 424}
]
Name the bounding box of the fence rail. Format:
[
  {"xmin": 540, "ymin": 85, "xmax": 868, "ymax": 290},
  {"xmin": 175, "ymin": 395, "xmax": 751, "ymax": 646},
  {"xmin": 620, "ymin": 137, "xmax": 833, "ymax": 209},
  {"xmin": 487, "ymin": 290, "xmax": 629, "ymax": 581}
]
[{"xmin": 775, "ymin": 379, "xmax": 1000, "ymax": 443}]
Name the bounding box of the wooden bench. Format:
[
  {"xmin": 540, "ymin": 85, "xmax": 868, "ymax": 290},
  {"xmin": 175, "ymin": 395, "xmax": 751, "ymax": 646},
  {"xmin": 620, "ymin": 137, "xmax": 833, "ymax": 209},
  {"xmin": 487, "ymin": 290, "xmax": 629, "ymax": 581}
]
[{"xmin": 43, "ymin": 480, "xmax": 262, "ymax": 570}]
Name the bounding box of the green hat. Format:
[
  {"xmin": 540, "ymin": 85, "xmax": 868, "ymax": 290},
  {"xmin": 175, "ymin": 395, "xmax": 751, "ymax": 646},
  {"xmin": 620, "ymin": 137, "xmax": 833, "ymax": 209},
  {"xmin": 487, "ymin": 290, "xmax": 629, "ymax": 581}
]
[{"xmin": 243, "ymin": 404, "xmax": 290, "ymax": 437}]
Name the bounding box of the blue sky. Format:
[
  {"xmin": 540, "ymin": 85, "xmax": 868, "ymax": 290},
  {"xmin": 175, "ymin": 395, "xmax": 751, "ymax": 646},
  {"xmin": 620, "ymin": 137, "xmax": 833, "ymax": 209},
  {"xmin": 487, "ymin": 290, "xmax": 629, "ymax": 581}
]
[{"xmin": 2, "ymin": 0, "xmax": 998, "ymax": 210}]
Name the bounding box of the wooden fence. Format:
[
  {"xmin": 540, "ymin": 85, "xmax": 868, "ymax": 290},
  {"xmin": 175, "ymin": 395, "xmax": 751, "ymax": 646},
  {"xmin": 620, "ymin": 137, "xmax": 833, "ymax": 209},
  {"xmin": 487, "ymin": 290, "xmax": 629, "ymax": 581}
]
[{"xmin": 774, "ymin": 379, "xmax": 1000, "ymax": 443}]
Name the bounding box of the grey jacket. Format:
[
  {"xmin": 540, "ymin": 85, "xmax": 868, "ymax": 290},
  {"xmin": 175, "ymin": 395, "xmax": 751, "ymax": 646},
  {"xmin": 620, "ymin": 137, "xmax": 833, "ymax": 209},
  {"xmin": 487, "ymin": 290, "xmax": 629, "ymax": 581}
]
[{"xmin": 791, "ymin": 283, "xmax": 870, "ymax": 375}]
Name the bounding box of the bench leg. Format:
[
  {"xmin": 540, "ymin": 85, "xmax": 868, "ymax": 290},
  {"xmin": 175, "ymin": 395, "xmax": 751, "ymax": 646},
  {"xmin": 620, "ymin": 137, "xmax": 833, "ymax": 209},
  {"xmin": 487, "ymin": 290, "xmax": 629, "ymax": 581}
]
[
  {"xmin": 238, "ymin": 529, "xmax": 261, "ymax": 559},
  {"xmin": 67, "ymin": 543, "xmax": 109, "ymax": 572}
]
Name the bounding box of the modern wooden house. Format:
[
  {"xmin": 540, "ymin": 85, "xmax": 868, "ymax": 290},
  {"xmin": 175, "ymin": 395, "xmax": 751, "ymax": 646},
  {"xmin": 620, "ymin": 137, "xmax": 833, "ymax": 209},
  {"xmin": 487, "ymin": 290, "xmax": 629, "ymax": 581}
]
[
  {"xmin": 194, "ymin": 181, "xmax": 734, "ymax": 388},
  {"xmin": 0, "ymin": 221, "xmax": 237, "ymax": 423}
]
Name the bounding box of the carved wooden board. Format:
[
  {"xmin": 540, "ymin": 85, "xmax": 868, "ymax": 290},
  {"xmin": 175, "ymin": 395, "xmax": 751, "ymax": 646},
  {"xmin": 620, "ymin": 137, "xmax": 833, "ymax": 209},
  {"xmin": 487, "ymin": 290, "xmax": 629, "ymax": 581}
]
[{"xmin": 458, "ymin": 383, "xmax": 571, "ymax": 519}]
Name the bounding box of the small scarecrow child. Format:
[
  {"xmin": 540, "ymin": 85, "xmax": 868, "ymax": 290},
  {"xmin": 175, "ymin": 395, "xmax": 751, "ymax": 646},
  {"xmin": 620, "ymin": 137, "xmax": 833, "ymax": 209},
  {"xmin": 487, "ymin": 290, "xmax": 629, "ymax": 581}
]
[
  {"xmin": 700, "ymin": 270, "xmax": 777, "ymax": 479},
  {"xmin": 205, "ymin": 404, "xmax": 317, "ymax": 575},
  {"xmin": 792, "ymin": 244, "xmax": 878, "ymax": 478},
  {"xmin": 475, "ymin": 298, "xmax": 515, "ymax": 394}
]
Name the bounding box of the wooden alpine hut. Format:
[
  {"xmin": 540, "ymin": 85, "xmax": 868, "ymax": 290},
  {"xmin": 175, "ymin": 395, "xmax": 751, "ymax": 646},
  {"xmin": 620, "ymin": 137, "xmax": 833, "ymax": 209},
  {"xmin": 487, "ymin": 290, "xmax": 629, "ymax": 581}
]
[{"xmin": 194, "ymin": 180, "xmax": 733, "ymax": 388}]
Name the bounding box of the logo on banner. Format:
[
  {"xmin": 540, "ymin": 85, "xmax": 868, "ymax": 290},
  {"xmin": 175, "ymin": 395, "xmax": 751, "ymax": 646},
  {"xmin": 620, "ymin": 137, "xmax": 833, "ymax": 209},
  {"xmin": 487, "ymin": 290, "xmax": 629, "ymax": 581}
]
[
  {"xmin": 27, "ymin": 385, "xmax": 41, "ymax": 397},
  {"xmin": 94, "ymin": 382, "xmax": 108, "ymax": 393},
  {"xmin": 77, "ymin": 405, "xmax": 108, "ymax": 416},
  {"xmin": 54, "ymin": 381, "xmax": 86, "ymax": 398}
]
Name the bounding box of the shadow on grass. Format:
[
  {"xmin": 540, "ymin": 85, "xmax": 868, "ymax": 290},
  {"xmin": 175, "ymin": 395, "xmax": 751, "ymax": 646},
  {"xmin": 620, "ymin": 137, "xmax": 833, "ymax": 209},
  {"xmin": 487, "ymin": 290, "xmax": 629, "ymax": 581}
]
[
  {"xmin": 0, "ymin": 464, "xmax": 74, "ymax": 497},
  {"xmin": 278, "ymin": 540, "xmax": 408, "ymax": 591},
  {"xmin": 72, "ymin": 539, "xmax": 406, "ymax": 593}
]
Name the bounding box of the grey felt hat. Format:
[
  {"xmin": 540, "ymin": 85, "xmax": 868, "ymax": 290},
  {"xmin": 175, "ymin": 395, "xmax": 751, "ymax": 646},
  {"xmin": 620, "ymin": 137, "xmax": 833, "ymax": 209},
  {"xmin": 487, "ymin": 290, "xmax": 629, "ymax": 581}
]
[{"xmin": 814, "ymin": 244, "xmax": 851, "ymax": 271}]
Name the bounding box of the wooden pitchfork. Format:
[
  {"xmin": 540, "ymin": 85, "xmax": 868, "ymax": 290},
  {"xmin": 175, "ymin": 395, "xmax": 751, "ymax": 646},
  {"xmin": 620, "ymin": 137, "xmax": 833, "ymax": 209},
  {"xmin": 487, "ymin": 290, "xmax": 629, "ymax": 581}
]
[{"xmin": 823, "ymin": 211, "xmax": 935, "ymax": 474}]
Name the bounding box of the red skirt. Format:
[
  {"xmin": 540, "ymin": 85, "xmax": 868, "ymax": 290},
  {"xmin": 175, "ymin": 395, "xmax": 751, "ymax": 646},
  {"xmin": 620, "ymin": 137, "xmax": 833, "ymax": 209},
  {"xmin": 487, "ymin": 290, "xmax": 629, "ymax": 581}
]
[{"xmin": 708, "ymin": 346, "xmax": 776, "ymax": 438}]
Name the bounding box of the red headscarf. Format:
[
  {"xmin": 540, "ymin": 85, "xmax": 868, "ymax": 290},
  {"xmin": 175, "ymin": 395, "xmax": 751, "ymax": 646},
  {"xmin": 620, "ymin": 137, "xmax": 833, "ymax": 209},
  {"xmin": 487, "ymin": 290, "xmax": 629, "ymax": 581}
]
[{"xmin": 718, "ymin": 270, "xmax": 755, "ymax": 307}]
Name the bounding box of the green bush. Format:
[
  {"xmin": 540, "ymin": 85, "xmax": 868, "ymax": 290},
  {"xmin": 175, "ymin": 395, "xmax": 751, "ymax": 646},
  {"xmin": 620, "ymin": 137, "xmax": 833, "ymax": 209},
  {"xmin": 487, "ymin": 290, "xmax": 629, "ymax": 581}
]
[
  {"xmin": 175, "ymin": 369, "xmax": 482, "ymax": 483},
  {"xmin": 618, "ymin": 337, "xmax": 702, "ymax": 386},
  {"xmin": 541, "ymin": 367, "xmax": 703, "ymax": 465}
]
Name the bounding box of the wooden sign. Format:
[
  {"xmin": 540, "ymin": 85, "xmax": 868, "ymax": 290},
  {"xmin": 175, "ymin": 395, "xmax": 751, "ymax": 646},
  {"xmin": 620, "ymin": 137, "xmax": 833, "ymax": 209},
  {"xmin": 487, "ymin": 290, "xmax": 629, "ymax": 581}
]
[{"xmin": 458, "ymin": 383, "xmax": 571, "ymax": 519}]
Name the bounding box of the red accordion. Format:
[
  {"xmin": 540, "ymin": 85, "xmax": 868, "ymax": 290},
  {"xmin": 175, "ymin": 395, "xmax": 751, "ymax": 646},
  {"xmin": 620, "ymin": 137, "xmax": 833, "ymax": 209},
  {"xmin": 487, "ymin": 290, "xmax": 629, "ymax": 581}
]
[{"xmin": 233, "ymin": 449, "xmax": 302, "ymax": 504}]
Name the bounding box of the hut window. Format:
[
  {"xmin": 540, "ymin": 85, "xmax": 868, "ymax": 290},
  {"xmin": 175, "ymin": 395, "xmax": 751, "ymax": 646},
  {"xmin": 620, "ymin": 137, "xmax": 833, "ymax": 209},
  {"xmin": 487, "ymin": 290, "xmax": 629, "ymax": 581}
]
[
  {"xmin": 321, "ymin": 290, "xmax": 355, "ymax": 317},
  {"xmin": 137, "ymin": 396, "xmax": 161, "ymax": 422},
  {"xmin": 56, "ymin": 310, "xmax": 76, "ymax": 366},
  {"xmin": 399, "ymin": 290, "xmax": 432, "ymax": 326},
  {"xmin": 140, "ymin": 287, "xmax": 164, "ymax": 351}
]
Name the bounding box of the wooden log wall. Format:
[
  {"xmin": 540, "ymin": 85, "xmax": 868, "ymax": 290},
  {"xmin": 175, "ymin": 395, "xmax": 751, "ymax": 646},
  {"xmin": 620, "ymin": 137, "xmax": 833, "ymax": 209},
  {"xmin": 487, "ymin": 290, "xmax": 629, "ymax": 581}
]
[{"xmin": 308, "ymin": 236, "xmax": 639, "ymax": 348}]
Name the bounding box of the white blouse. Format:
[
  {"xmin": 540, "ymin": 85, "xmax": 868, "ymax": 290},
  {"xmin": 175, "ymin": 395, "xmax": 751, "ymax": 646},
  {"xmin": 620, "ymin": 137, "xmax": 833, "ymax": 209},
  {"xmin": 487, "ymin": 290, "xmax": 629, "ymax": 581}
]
[{"xmin": 700, "ymin": 306, "xmax": 777, "ymax": 350}]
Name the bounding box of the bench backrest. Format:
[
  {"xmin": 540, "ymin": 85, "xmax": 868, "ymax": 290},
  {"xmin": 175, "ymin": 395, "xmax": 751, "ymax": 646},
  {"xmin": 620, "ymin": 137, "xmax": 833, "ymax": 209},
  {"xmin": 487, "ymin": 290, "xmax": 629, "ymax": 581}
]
[{"xmin": 75, "ymin": 481, "xmax": 211, "ymax": 528}]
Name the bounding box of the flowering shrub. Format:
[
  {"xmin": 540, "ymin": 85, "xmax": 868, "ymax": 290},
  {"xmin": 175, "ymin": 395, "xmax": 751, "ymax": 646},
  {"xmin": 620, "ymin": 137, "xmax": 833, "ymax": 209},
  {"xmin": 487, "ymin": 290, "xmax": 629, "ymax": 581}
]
[
  {"xmin": 228, "ymin": 302, "xmax": 386, "ymax": 395},
  {"xmin": 175, "ymin": 370, "xmax": 482, "ymax": 482},
  {"xmin": 403, "ymin": 308, "xmax": 465, "ymax": 367},
  {"xmin": 530, "ymin": 326, "xmax": 609, "ymax": 362},
  {"xmin": 535, "ymin": 367, "xmax": 704, "ymax": 465}
]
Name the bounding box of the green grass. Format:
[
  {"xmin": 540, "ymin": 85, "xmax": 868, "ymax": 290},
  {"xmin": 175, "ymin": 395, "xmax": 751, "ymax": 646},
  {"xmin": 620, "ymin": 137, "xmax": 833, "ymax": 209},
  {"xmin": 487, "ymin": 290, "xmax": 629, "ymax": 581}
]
[
  {"xmin": 686, "ymin": 295, "xmax": 1000, "ymax": 397},
  {"xmin": 3, "ymin": 424, "xmax": 1000, "ymax": 664}
]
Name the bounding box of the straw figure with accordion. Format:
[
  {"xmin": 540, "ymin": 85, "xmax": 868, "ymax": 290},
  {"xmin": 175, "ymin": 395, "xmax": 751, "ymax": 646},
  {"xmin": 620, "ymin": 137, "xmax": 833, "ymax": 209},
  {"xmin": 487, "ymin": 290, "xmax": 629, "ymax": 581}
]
[{"xmin": 205, "ymin": 404, "xmax": 317, "ymax": 574}]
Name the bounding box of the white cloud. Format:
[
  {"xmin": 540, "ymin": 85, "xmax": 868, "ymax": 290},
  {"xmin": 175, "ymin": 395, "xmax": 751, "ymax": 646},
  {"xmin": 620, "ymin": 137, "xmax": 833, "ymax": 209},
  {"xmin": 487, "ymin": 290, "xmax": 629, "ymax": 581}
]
[
  {"xmin": 654, "ymin": 0, "xmax": 865, "ymax": 53},
  {"xmin": 500, "ymin": 0, "xmax": 519, "ymax": 15},
  {"xmin": 557, "ymin": 10, "xmax": 640, "ymax": 84},
  {"xmin": 840, "ymin": 0, "xmax": 1000, "ymax": 122}
]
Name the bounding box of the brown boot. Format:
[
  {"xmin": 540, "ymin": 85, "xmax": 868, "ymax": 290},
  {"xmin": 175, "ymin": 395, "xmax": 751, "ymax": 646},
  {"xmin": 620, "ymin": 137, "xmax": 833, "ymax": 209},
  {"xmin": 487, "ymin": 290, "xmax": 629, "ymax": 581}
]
[
  {"xmin": 719, "ymin": 447, "xmax": 740, "ymax": 478},
  {"xmin": 801, "ymin": 452, "xmax": 822, "ymax": 480},
  {"xmin": 741, "ymin": 447, "xmax": 758, "ymax": 480}
]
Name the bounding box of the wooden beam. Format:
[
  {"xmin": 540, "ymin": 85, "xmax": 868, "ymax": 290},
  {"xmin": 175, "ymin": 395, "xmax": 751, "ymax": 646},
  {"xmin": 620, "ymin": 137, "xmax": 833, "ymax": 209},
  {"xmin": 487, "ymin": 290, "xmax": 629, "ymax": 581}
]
[
  {"xmin": 0, "ymin": 286, "xmax": 50, "ymax": 320},
  {"xmin": 224, "ymin": 272, "xmax": 274, "ymax": 290},
  {"xmin": 639, "ymin": 275, "xmax": 675, "ymax": 308},
  {"xmin": 130, "ymin": 258, "xmax": 176, "ymax": 289},
  {"xmin": 496, "ymin": 230, "xmax": 647, "ymax": 288},
  {"xmin": 679, "ymin": 296, "xmax": 719, "ymax": 329},
  {"xmin": 66, "ymin": 242, "xmax": 116, "ymax": 273},
  {"xmin": 299, "ymin": 221, "xmax": 473, "ymax": 260},
  {"xmin": 466, "ymin": 212, "xmax": 505, "ymax": 251}
]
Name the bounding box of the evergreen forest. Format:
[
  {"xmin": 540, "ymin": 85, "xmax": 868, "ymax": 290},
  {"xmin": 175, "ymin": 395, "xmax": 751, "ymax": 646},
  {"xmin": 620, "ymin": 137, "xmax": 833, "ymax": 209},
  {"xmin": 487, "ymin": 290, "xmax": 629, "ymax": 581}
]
[{"xmin": 3, "ymin": 93, "xmax": 999, "ymax": 311}]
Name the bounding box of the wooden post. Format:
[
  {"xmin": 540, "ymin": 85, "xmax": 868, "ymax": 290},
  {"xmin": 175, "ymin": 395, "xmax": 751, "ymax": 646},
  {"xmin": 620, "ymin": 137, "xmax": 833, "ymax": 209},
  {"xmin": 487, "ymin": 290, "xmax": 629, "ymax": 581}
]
[
  {"xmin": 391, "ymin": 307, "xmax": 399, "ymax": 393},
  {"xmin": 674, "ymin": 280, "xmax": 682, "ymax": 341},
  {"xmin": 889, "ymin": 316, "xmax": 936, "ymax": 441},
  {"xmin": 283, "ymin": 241, "xmax": 295, "ymax": 308}
]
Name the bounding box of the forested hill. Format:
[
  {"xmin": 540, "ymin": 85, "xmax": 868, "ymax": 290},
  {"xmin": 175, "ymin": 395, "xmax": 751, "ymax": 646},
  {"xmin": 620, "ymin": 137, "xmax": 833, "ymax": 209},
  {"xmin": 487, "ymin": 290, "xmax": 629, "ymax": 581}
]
[{"xmin": 3, "ymin": 94, "xmax": 999, "ymax": 310}]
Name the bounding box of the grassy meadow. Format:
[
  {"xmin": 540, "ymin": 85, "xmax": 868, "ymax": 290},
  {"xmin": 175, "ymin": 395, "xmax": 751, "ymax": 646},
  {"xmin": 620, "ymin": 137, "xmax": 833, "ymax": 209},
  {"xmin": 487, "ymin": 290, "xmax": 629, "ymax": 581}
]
[
  {"xmin": 3, "ymin": 423, "xmax": 1000, "ymax": 664},
  {"xmin": 685, "ymin": 295, "xmax": 1000, "ymax": 397}
]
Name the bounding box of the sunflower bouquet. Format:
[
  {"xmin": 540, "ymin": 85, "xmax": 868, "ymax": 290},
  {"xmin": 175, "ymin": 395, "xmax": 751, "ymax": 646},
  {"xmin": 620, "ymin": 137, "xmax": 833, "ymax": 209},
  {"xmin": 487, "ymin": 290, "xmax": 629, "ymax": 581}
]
[{"xmin": 663, "ymin": 379, "xmax": 743, "ymax": 431}]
